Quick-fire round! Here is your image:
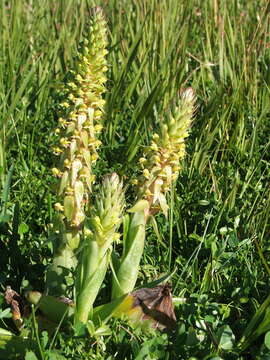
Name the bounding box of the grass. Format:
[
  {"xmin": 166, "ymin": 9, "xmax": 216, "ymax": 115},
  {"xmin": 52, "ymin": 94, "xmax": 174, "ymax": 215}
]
[{"xmin": 0, "ymin": 0, "xmax": 269, "ymax": 359}]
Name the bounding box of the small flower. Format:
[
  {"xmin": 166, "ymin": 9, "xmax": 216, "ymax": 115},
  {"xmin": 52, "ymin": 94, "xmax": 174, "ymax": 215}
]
[
  {"xmin": 60, "ymin": 138, "xmax": 70, "ymax": 148},
  {"xmin": 58, "ymin": 118, "xmax": 67, "ymax": 127},
  {"xmin": 52, "ymin": 147, "xmax": 63, "ymax": 155},
  {"xmin": 131, "ymin": 179, "xmax": 138, "ymax": 185},
  {"xmin": 139, "ymin": 157, "xmax": 147, "ymax": 165},
  {"xmin": 94, "ymin": 124, "xmax": 103, "ymax": 132},
  {"xmin": 52, "ymin": 168, "xmax": 62, "ymax": 177},
  {"xmin": 54, "ymin": 203, "xmax": 64, "ymax": 212},
  {"xmin": 150, "ymin": 142, "xmax": 159, "ymax": 152},
  {"xmin": 143, "ymin": 169, "xmax": 150, "ymax": 179},
  {"xmin": 60, "ymin": 102, "xmax": 70, "ymax": 108},
  {"xmin": 64, "ymin": 159, "xmax": 71, "ymax": 168}
]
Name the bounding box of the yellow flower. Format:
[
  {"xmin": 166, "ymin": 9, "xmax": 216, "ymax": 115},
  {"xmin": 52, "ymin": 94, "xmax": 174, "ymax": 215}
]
[{"xmin": 54, "ymin": 203, "xmax": 64, "ymax": 212}]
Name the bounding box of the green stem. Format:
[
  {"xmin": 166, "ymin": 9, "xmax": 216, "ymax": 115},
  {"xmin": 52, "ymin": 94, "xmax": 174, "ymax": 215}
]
[
  {"xmin": 45, "ymin": 230, "xmax": 79, "ymax": 296},
  {"xmin": 32, "ymin": 306, "xmax": 45, "ymax": 360},
  {"xmin": 75, "ymin": 251, "xmax": 109, "ymax": 324},
  {"xmin": 77, "ymin": 239, "xmax": 99, "ymax": 292}
]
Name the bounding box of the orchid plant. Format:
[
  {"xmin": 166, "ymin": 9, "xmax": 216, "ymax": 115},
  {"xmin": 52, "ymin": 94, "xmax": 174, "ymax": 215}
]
[{"xmin": 4, "ymin": 6, "xmax": 196, "ymax": 334}]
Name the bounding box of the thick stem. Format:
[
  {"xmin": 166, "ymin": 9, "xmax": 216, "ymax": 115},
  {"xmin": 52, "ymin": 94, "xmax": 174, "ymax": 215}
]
[
  {"xmin": 75, "ymin": 251, "xmax": 109, "ymax": 324},
  {"xmin": 46, "ymin": 230, "xmax": 79, "ymax": 295}
]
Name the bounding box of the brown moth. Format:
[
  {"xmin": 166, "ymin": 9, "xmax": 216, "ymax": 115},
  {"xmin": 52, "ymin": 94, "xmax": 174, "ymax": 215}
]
[
  {"xmin": 131, "ymin": 284, "xmax": 177, "ymax": 330},
  {"xmin": 4, "ymin": 286, "xmax": 30, "ymax": 330}
]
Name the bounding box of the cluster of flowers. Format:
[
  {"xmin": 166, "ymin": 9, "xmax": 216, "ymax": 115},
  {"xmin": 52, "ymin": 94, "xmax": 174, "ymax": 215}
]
[
  {"xmin": 52, "ymin": 7, "xmax": 108, "ymax": 228},
  {"xmin": 136, "ymin": 88, "xmax": 195, "ymax": 218}
]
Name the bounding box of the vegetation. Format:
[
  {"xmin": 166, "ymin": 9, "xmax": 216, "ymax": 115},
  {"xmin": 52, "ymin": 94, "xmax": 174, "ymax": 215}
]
[{"xmin": 0, "ymin": 0, "xmax": 269, "ymax": 359}]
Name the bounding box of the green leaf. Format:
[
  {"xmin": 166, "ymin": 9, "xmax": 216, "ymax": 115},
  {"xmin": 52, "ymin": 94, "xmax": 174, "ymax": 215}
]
[
  {"xmin": 0, "ymin": 308, "xmax": 12, "ymax": 319},
  {"xmin": 73, "ymin": 321, "xmax": 87, "ymax": 337},
  {"xmin": 216, "ymin": 325, "xmax": 235, "ymax": 350},
  {"xmin": 198, "ymin": 200, "xmax": 210, "ymax": 206},
  {"xmin": 0, "ymin": 330, "xmax": 38, "ymax": 359},
  {"xmin": 0, "ymin": 164, "xmax": 14, "ymax": 217},
  {"xmin": 18, "ymin": 222, "xmax": 29, "ymax": 235},
  {"xmin": 238, "ymin": 294, "xmax": 270, "ymax": 350},
  {"xmin": 112, "ymin": 210, "xmax": 146, "ymax": 298},
  {"xmin": 25, "ymin": 351, "xmax": 39, "ymax": 360},
  {"xmin": 0, "ymin": 328, "xmax": 13, "ymax": 336},
  {"xmin": 186, "ymin": 327, "xmax": 199, "ymax": 347},
  {"xmin": 93, "ymin": 294, "xmax": 132, "ymax": 323},
  {"xmin": 41, "ymin": 331, "xmax": 49, "ymax": 349},
  {"xmin": 26, "ymin": 292, "xmax": 74, "ymax": 323},
  {"xmin": 265, "ymin": 331, "xmax": 270, "ymax": 350}
]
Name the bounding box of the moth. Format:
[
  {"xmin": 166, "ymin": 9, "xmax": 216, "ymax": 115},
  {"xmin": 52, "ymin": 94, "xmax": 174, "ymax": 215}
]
[
  {"xmin": 131, "ymin": 283, "xmax": 177, "ymax": 330},
  {"xmin": 4, "ymin": 286, "xmax": 30, "ymax": 331}
]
